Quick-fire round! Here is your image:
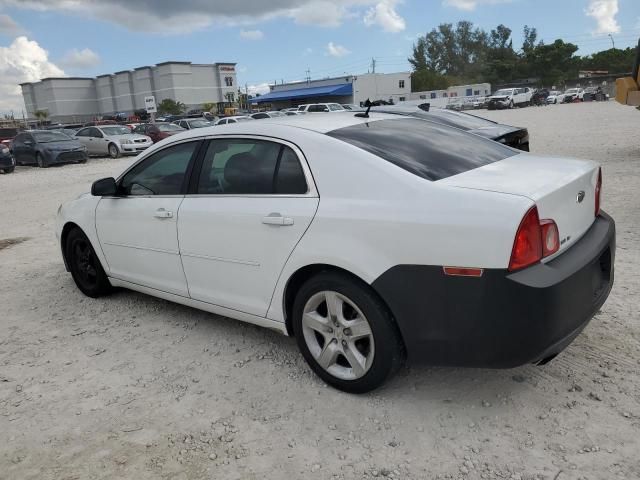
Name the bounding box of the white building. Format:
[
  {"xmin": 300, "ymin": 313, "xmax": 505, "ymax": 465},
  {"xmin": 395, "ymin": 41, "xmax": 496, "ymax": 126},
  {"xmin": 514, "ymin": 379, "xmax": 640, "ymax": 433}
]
[
  {"xmin": 253, "ymin": 72, "xmax": 411, "ymax": 109},
  {"xmin": 407, "ymin": 83, "xmax": 492, "ymax": 108},
  {"xmin": 21, "ymin": 61, "xmax": 238, "ymax": 123}
]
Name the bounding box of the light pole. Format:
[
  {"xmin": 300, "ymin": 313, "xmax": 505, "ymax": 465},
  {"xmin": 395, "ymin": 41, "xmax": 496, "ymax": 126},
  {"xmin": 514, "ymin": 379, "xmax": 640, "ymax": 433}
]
[{"xmin": 608, "ymin": 34, "xmax": 615, "ymax": 49}]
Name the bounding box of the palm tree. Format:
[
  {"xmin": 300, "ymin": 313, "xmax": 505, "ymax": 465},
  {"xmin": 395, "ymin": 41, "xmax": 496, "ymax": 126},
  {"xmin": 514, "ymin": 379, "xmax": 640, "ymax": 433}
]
[{"xmin": 34, "ymin": 110, "xmax": 48, "ymax": 127}]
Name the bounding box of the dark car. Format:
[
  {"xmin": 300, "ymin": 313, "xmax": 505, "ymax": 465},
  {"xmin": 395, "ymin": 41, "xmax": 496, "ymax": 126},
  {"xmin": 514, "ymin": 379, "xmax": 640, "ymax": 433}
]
[
  {"xmin": 11, "ymin": 130, "xmax": 88, "ymax": 168},
  {"xmin": 0, "ymin": 142, "xmax": 15, "ymax": 173},
  {"xmin": 359, "ymin": 104, "xmax": 530, "ymax": 151},
  {"xmin": 132, "ymin": 122, "xmax": 185, "ymax": 143}
]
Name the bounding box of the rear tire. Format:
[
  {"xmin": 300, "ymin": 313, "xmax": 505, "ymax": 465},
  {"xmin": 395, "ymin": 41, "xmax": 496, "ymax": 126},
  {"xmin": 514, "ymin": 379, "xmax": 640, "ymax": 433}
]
[
  {"xmin": 65, "ymin": 228, "xmax": 112, "ymax": 298},
  {"xmin": 1, "ymin": 166, "xmax": 14, "ymax": 174},
  {"xmin": 108, "ymin": 143, "xmax": 120, "ymax": 159},
  {"xmin": 292, "ymin": 271, "xmax": 404, "ymax": 393}
]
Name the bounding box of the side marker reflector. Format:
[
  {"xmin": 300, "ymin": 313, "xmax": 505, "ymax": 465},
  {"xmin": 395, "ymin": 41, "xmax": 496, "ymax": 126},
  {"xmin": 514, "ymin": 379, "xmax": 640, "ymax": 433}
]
[{"xmin": 443, "ymin": 267, "xmax": 484, "ymax": 277}]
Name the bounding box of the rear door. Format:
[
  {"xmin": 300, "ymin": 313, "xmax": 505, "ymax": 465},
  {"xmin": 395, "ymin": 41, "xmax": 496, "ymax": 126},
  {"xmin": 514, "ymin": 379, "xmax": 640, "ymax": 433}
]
[{"xmin": 177, "ymin": 137, "xmax": 318, "ymax": 316}]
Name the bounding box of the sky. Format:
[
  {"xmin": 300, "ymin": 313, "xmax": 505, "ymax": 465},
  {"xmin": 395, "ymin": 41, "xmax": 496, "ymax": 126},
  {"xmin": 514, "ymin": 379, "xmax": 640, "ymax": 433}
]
[{"xmin": 0, "ymin": 0, "xmax": 639, "ymax": 115}]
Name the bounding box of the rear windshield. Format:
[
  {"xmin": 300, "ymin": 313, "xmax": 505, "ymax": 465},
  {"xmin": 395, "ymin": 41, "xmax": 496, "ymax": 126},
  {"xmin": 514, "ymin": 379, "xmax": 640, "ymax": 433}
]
[{"xmin": 326, "ymin": 118, "xmax": 517, "ymax": 181}]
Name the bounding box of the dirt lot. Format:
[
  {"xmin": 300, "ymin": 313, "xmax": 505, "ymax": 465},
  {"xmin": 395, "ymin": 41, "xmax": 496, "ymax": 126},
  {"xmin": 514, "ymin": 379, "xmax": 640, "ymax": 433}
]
[{"xmin": 1, "ymin": 102, "xmax": 639, "ymax": 480}]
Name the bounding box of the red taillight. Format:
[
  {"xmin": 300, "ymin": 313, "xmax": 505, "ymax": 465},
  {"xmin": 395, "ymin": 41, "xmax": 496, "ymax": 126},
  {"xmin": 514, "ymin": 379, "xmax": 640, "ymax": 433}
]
[
  {"xmin": 540, "ymin": 219, "xmax": 559, "ymax": 257},
  {"xmin": 595, "ymin": 167, "xmax": 602, "ymax": 217},
  {"xmin": 509, "ymin": 206, "xmax": 543, "ymax": 271}
]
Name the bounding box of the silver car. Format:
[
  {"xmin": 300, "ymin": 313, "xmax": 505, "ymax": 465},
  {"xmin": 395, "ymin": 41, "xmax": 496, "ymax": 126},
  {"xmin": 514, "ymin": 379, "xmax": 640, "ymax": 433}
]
[{"xmin": 74, "ymin": 125, "xmax": 153, "ymax": 158}]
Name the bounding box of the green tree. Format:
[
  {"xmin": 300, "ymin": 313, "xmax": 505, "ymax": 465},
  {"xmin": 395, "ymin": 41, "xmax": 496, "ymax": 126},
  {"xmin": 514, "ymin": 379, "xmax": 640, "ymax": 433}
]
[
  {"xmin": 202, "ymin": 102, "xmax": 216, "ymax": 113},
  {"xmin": 157, "ymin": 99, "xmax": 186, "ymax": 115},
  {"xmin": 579, "ymin": 47, "xmax": 636, "ymax": 74},
  {"xmin": 528, "ymin": 39, "xmax": 579, "ymax": 87},
  {"xmin": 34, "ymin": 110, "xmax": 48, "ymax": 126}
]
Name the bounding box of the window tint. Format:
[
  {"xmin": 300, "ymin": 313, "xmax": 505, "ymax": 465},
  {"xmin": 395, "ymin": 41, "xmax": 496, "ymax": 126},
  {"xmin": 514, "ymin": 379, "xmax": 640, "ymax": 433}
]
[
  {"xmin": 75, "ymin": 128, "xmax": 90, "ymax": 137},
  {"xmin": 120, "ymin": 141, "xmax": 198, "ymax": 195},
  {"xmin": 196, "ymin": 139, "xmax": 307, "ymax": 195},
  {"xmin": 252, "ymin": 113, "xmax": 269, "ymax": 119},
  {"xmin": 326, "ymin": 118, "xmax": 517, "ymax": 182},
  {"xmin": 89, "ymin": 127, "xmax": 102, "ymax": 137},
  {"xmin": 308, "ymin": 105, "xmax": 328, "ymax": 112},
  {"xmin": 329, "ymin": 104, "xmax": 342, "ymax": 111}
]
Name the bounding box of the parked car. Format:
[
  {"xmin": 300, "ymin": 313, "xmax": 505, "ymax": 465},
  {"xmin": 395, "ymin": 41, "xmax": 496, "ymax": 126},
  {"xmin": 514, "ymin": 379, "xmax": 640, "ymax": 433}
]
[
  {"xmin": 173, "ymin": 118, "xmax": 214, "ymax": 130},
  {"xmin": 0, "ymin": 142, "xmax": 15, "ymax": 173},
  {"xmin": 0, "ymin": 127, "xmax": 19, "ymax": 147},
  {"xmin": 297, "ymin": 103, "xmax": 345, "ymax": 112},
  {"xmin": 251, "ymin": 111, "xmax": 287, "ymax": 120},
  {"xmin": 546, "ymin": 90, "xmax": 563, "ymax": 104},
  {"xmin": 341, "ymin": 104, "xmax": 360, "ymax": 110},
  {"xmin": 561, "ymin": 88, "xmax": 585, "ymax": 103},
  {"xmin": 362, "ymin": 104, "xmax": 530, "ymax": 151},
  {"xmin": 132, "ymin": 123, "xmax": 185, "ymax": 143},
  {"xmin": 214, "ymin": 116, "xmax": 253, "ymax": 125},
  {"xmin": 531, "ymin": 89, "xmax": 549, "ymax": 106},
  {"xmin": 56, "ymin": 111, "xmax": 614, "ymax": 393},
  {"xmin": 11, "ymin": 130, "xmax": 87, "ymax": 167},
  {"xmin": 487, "ymin": 87, "xmax": 533, "ymax": 109},
  {"xmin": 74, "ymin": 125, "xmax": 153, "ymax": 158}
]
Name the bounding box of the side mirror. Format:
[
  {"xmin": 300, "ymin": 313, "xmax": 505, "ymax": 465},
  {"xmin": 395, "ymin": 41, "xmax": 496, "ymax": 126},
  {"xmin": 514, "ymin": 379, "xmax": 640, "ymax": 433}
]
[{"xmin": 91, "ymin": 177, "xmax": 118, "ymax": 196}]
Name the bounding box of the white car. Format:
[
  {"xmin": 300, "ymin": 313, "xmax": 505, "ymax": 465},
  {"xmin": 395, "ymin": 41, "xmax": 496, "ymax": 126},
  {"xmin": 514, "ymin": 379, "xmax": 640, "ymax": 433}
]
[
  {"xmin": 56, "ymin": 112, "xmax": 615, "ymax": 393},
  {"xmin": 560, "ymin": 88, "xmax": 585, "ymax": 103},
  {"xmin": 250, "ymin": 111, "xmax": 287, "ymax": 120},
  {"xmin": 214, "ymin": 116, "xmax": 253, "ymax": 125},
  {"xmin": 546, "ymin": 90, "xmax": 563, "ymax": 104},
  {"xmin": 74, "ymin": 125, "xmax": 153, "ymax": 158},
  {"xmin": 297, "ymin": 103, "xmax": 345, "ymax": 112},
  {"xmin": 487, "ymin": 87, "xmax": 533, "ymax": 109}
]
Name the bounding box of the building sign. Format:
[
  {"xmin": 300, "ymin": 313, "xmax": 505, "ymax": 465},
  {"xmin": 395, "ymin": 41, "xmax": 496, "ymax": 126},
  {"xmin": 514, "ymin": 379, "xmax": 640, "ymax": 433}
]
[
  {"xmin": 219, "ymin": 66, "xmax": 235, "ymax": 72},
  {"xmin": 144, "ymin": 95, "xmax": 157, "ymax": 113}
]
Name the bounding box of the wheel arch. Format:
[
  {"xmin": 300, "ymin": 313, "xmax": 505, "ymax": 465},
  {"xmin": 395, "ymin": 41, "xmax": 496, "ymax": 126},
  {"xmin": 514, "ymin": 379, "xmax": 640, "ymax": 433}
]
[
  {"xmin": 282, "ymin": 263, "xmax": 403, "ymax": 349},
  {"xmin": 60, "ymin": 221, "xmax": 82, "ymax": 271}
]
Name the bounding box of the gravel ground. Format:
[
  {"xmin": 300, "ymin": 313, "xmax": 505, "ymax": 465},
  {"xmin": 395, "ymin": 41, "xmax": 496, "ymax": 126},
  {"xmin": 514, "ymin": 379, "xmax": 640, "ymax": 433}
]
[{"xmin": 1, "ymin": 101, "xmax": 639, "ymax": 480}]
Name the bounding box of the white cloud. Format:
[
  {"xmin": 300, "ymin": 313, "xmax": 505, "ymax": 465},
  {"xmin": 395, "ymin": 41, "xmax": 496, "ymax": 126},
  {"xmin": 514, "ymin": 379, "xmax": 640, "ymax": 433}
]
[
  {"xmin": 364, "ymin": 0, "xmax": 405, "ymax": 33},
  {"xmin": 60, "ymin": 47, "xmax": 100, "ymax": 69},
  {"xmin": 326, "ymin": 41, "xmax": 350, "ymax": 57},
  {"xmin": 0, "ymin": 36, "xmax": 64, "ymax": 114},
  {"xmin": 303, "ymin": 47, "xmax": 313, "ymax": 55},
  {"xmin": 247, "ymin": 82, "xmax": 271, "ymax": 96},
  {"xmin": 239, "ymin": 29, "xmax": 264, "ymax": 40},
  {"xmin": 0, "ymin": 13, "xmax": 23, "ymax": 35},
  {"xmin": 442, "ymin": 0, "xmax": 511, "ymax": 11},
  {"xmin": 585, "ymin": 0, "xmax": 620, "ymax": 35},
  {"xmin": 0, "ymin": 0, "xmax": 405, "ymax": 33}
]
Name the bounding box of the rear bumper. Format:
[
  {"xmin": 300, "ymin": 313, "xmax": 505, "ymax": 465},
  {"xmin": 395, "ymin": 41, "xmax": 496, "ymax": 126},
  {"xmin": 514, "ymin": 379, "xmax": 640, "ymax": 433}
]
[
  {"xmin": 372, "ymin": 212, "xmax": 615, "ymax": 367},
  {"xmin": 0, "ymin": 153, "xmax": 14, "ymax": 168}
]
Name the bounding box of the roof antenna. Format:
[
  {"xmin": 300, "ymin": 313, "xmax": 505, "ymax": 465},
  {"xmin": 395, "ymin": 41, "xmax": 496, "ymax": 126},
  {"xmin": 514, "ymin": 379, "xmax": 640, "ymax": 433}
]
[{"xmin": 355, "ymin": 99, "xmax": 371, "ymax": 118}]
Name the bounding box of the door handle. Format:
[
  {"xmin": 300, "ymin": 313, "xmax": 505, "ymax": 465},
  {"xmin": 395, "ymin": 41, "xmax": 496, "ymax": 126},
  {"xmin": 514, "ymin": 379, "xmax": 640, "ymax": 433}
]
[
  {"xmin": 154, "ymin": 208, "xmax": 173, "ymax": 219},
  {"xmin": 262, "ymin": 213, "xmax": 294, "ymax": 226}
]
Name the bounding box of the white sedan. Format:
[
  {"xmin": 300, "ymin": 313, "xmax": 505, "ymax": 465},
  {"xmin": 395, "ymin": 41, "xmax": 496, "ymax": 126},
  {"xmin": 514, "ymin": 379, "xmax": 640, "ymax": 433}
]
[
  {"xmin": 55, "ymin": 112, "xmax": 615, "ymax": 393},
  {"xmin": 74, "ymin": 125, "xmax": 153, "ymax": 158}
]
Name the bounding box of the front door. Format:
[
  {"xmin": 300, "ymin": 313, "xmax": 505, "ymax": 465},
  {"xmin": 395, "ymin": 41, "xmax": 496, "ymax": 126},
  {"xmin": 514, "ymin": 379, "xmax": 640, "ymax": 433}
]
[
  {"xmin": 12, "ymin": 133, "xmax": 34, "ymax": 164},
  {"xmin": 178, "ymin": 137, "xmax": 318, "ymax": 316},
  {"xmin": 95, "ymin": 140, "xmax": 200, "ymax": 296}
]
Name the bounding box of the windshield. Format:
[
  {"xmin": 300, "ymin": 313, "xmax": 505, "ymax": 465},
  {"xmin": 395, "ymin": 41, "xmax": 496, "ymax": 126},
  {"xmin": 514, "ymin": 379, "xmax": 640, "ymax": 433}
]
[
  {"xmin": 101, "ymin": 126, "xmax": 131, "ymax": 135},
  {"xmin": 566, "ymin": 89, "xmax": 578, "ymax": 94},
  {"xmin": 494, "ymin": 89, "xmax": 513, "ymax": 96},
  {"xmin": 157, "ymin": 123, "xmax": 184, "ymax": 132},
  {"xmin": 33, "ymin": 131, "xmax": 72, "ymax": 143},
  {"xmin": 327, "ymin": 118, "xmax": 517, "ymax": 182},
  {"xmin": 189, "ymin": 120, "xmax": 211, "ymax": 128}
]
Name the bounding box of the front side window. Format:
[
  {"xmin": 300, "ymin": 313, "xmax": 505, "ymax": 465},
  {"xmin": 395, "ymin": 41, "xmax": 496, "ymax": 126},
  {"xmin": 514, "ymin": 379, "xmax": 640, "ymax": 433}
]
[
  {"xmin": 75, "ymin": 128, "xmax": 91, "ymax": 137},
  {"xmin": 196, "ymin": 139, "xmax": 307, "ymax": 195},
  {"xmin": 120, "ymin": 141, "xmax": 198, "ymax": 196}
]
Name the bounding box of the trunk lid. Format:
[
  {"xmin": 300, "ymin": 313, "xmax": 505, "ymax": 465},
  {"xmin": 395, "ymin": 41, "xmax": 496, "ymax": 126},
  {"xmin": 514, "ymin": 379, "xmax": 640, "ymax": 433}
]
[{"xmin": 439, "ymin": 153, "xmax": 599, "ymax": 258}]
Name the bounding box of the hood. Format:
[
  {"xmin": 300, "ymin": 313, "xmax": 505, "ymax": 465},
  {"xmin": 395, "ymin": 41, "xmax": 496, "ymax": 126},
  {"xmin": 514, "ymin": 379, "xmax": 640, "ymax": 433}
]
[
  {"xmin": 40, "ymin": 140, "xmax": 84, "ymax": 151},
  {"xmin": 108, "ymin": 134, "xmax": 149, "ymax": 142},
  {"xmin": 489, "ymin": 95, "xmax": 509, "ymax": 100}
]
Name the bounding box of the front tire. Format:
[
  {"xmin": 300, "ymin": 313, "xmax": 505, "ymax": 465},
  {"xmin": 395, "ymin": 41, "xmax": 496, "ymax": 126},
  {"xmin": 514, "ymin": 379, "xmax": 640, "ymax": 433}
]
[
  {"xmin": 65, "ymin": 228, "xmax": 112, "ymax": 298},
  {"xmin": 1, "ymin": 166, "xmax": 14, "ymax": 174},
  {"xmin": 108, "ymin": 143, "xmax": 120, "ymax": 159},
  {"xmin": 36, "ymin": 153, "xmax": 48, "ymax": 168},
  {"xmin": 292, "ymin": 272, "xmax": 404, "ymax": 393}
]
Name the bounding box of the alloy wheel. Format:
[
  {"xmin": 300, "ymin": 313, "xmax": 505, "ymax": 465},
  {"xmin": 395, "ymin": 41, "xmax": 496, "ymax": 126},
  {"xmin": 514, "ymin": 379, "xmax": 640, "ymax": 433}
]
[
  {"xmin": 301, "ymin": 291, "xmax": 375, "ymax": 381},
  {"xmin": 72, "ymin": 239, "xmax": 98, "ymax": 288}
]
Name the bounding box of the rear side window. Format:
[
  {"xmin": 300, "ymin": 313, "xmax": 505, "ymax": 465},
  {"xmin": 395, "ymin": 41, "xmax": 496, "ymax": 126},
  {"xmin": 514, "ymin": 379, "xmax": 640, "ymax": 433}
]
[
  {"xmin": 326, "ymin": 118, "xmax": 517, "ymax": 181},
  {"xmin": 196, "ymin": 139, "xmax": 307, "ymax": 195}
]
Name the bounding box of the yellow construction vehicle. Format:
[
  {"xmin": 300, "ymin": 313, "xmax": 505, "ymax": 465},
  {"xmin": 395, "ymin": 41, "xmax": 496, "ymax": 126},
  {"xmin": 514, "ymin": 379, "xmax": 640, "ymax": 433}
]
[{"xmin": 615, "ymin": 39, "xmax": 640, "ymax": 107}]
